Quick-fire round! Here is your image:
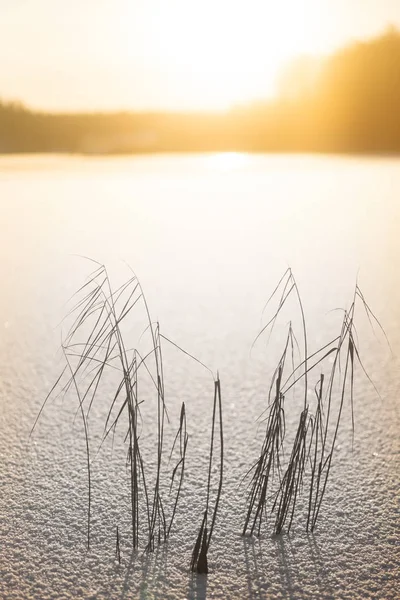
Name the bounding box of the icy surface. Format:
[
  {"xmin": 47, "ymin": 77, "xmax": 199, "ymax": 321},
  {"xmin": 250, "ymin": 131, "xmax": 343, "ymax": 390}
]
[{"xmin": 1, "ymin": 155, "xmax": 399, "ymax": 599}]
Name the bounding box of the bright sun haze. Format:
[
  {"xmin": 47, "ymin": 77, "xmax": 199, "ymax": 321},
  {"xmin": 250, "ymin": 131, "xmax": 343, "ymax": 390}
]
[{"xmin": 1, "ymin": 0, "xmax": 400, "ymax": 111}]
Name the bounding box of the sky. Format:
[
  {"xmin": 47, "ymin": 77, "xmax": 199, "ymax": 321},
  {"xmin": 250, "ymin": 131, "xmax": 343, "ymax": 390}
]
[{"xmin": 1, "ymin": 0, "xmax": 400, "ymax": 112}]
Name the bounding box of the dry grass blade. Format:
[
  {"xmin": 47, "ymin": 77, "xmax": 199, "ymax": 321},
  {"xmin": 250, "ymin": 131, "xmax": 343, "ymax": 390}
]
[
  {"xmin": 167, "ymin": 402, "xmax": 189, "ymax": 538},
  {"xmin": 116, "ymin": 526, "xmax": 121, "ymax": 564},
  {"xmin": 306, "ymin": 374, "xmax": 324, "ymax": 532},
  {"xmin": 63, "ymin": 348, "xmax": 92, "ymax": 549},
  {"xmin": 206, "ymin": 376, "xmax": 224, "ymax": 549}
]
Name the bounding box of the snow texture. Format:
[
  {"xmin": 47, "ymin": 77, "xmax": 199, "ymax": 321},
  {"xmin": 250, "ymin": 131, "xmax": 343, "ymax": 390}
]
[{"xmin": 1, "ymin": 155, "xmax": 400, "ymax": 599}]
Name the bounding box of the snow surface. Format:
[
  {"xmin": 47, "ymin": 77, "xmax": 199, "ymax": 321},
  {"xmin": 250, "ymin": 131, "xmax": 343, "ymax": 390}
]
[
  {"xmin": 1, "ymin": 155, "xmax": 400, "ymax": 599},
  {"xmin": 2, "ymin": 282, "xmax": 399, "ymax": 600}
]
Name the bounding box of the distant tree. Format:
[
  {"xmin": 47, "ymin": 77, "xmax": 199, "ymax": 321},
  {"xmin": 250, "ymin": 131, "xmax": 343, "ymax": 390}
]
[{"xmin": 313, "ymin": 26, "xmax": 400, "ymax": 151}]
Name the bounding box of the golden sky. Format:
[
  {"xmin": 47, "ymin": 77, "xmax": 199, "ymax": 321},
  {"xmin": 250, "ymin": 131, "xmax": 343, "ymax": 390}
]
[{"xmin": 1, "ymin": 0, "xmax": 400, "ymax": 112}]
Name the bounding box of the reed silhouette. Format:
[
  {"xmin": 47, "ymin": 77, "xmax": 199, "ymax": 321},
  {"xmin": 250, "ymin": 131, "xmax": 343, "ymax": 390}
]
[{"xmin": 32, "ymin": 264, "xmax": 386, "ymax": 574}]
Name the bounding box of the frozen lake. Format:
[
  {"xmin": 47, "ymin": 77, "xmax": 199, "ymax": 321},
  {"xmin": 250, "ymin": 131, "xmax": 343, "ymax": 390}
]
[{"xmin": 1, "ymin": 153, "xmax": 399, "ymax": 599}]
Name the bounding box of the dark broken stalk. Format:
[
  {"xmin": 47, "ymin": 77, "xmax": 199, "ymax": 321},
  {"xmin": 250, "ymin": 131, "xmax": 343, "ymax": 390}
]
[
  {"xmin": 191, "ymin": 376, "xmax": 223, "ymax": 574},
  {"xmin": 116, "ymin": 526, "xmax": 121, "ymax": 564},
  {"xmin": 190, "ymin": 510, "xmax": 208, "ymax": 573}
]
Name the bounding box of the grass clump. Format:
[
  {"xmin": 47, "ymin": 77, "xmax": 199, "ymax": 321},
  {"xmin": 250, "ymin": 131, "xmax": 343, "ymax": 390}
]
[
  {"xmin": 32, "ymin": 263, "xmax": 387, "ymax": 572},
  {"xmin": 242, "ymin": 270, "xmax": 386, "ymax": 537}
]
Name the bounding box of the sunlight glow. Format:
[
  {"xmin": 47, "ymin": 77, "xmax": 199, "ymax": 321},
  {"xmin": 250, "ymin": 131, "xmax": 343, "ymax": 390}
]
[
  {"xmin": 121, "ymin": 0, "xmax": 328, "ymax": 110},
  {"xmin": 2, "ymin": 0, "xmax": 400, "ymax": 111},
  {"xmin": 205, "ymin": 153, "xmax": 251, "ymax": 171}
]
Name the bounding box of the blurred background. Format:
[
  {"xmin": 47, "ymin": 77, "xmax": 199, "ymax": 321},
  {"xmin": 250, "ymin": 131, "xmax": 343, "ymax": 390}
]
[{"xmin": 1, "ymin": 0, "xmax": 400, "ymax": 154}]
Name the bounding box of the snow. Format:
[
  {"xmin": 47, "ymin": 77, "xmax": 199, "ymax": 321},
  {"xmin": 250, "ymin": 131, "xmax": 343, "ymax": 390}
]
[{"xmin": 1, "ymin": 155, "xmax": 400, "ymax": 599}]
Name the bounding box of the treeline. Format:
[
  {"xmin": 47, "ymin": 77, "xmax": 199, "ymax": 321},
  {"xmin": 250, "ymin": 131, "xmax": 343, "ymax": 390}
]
[{"xmin": 1, "ymin": 27, "xmax": 400, "ymax": 154}]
